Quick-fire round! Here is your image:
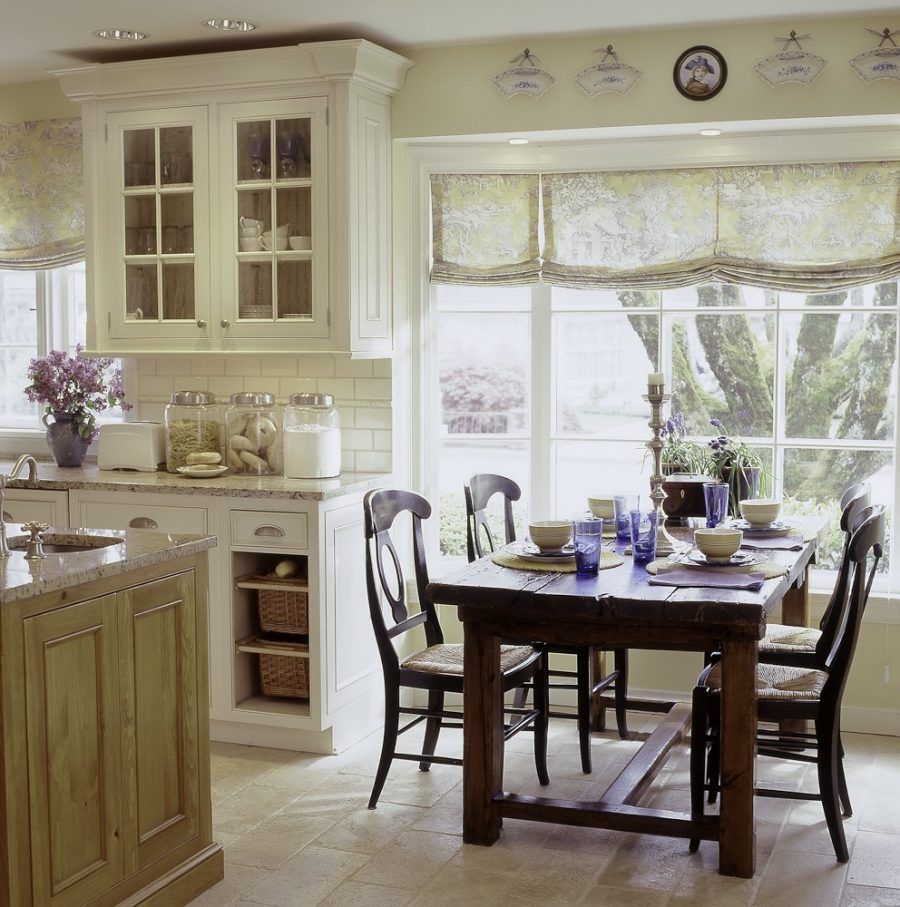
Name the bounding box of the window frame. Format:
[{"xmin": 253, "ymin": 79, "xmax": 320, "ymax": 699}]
[
  {"xmin": 0, "ymin": 262, "xmax": 136, "ymax": 459},
  {"xmin": 396, "ymin": 121, "xmax": 900, "ymax": 613}
]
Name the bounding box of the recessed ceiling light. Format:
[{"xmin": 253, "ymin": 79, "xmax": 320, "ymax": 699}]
[
  {"xmin": 508, "ymin": 137, "xmax": 529, "ymax": 145},
  {"xmin": 94, "ymin": 28, "xmax": 148, "ymax": 41},
  {"xmin": 203, "ymin": 18, "xmax": 257, "ymax": 32},
  {"xmin": 699, "ymin": 128, "xmax": 723, "ymax": 137}
]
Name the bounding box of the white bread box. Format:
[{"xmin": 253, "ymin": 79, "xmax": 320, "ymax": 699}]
[{"xmin": 98, "ymin": 422, "xmax": 166, "ymax": 471}]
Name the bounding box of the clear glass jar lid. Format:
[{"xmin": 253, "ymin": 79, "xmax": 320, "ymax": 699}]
[
  {"xmin": 289, "ymin": 393, "xmax": 334, "ymax": 407},
  {"xmin": 170, "ymin": 390, "xmax": 216, "ymax": 405},
  {"xmin": 229, "ymin": 391, "xmax": 275, "ymax": 405}
]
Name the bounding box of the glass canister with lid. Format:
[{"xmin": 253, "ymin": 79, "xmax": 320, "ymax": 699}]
[
  {"xmin": 225, "ymin": 391, "xmax": 282, "ymax": 475},
  {"xmin": 164, "ymin": 390, "xmax": 222, "ymax": 472},
  {"xmin": 284, "ymin": 393, "xmax": 342, "ymax": 478}
]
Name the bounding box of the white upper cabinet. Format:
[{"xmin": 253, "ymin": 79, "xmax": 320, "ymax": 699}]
[{"xmin": 55, "ymin": 40, "xmax": 411, "ymax": 358}]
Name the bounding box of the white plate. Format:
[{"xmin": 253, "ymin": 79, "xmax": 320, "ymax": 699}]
[
  {"xmin": 177, "ymin": 465, "xmax": 229, "ymax": 479},
  {"xmin": 670, "ymin": 548, "xmax": 767, "ymax": 569},
  {"xmin": 507, "ymin": 541, "xmax": 576, "ymax": 563},
  {"xmin": 727, "ymin": 519, "xmax": 793, "ymax": 536}
]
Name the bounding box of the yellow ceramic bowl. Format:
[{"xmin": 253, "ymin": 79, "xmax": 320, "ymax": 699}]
[
  {"xmin": 740, "ymin": 498, "xmax": 782, "ymax": 527},
  {"xmin": 528, "ymin": 520, "xmax": 573, "ymax": 552},
  {"xmin": 587, "ymin": 496, "xmax": 616, "ymax": 520},
  {"xmin": 694, "ymin": 527, "xmax": 743, "ymax": 560}
]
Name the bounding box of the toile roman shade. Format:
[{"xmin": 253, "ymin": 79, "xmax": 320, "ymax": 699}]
[
  {"xmin": 0, "ymin": 118, "xmax": 84, "ymax": 269},
  {"xmin": 430, "ymin": 173, "xmax": 541, "ymax": 285},
  {"xmin": 431, "ymin": 161, "xmax": 900, "ymax": 292}
]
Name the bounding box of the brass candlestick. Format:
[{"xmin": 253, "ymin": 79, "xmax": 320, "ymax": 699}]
[{"xmin": 643, "ymin": 385, "xmax": 684, "ymax": 556}]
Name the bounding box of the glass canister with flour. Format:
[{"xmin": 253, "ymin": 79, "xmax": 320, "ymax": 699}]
[
  {"xmin": 164, "ymin": 391, "xmax": 222, "ymax": 472},
  {"xmin": 284, "ymin": 393, "xmax": 342, "ymax": 478}
]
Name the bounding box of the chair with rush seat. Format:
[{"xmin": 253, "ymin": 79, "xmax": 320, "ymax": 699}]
[
  {"xmin": 689, "ymin": 505, "xmax": 885, "ymax": 862},
  {"xmin": 464, "ymin": 473, "xmax": 629, "ymax": 775},
  {"xmin": 364, "ymin": 487, "xmax": 549, "ymax": 809}
]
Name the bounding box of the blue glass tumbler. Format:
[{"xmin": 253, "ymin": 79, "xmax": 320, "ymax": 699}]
[
  {"xmin": 572, "ymin": 519, "xmax": 604, "ymax": 576},
  {"xmin": 614, "ymin": 494, "xmax": 639, "ymax": 542},
  {"xmin": 704, "ymin": 482, "xmax": 729, "ymax": 528},
  {"xmin": 630, "ymin": 509, "xmax": 658, "ymax": 566}
]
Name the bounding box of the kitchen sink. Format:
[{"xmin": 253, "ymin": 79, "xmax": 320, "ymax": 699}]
[{"xmin": 8, "ymin": 534, "xmax": 124, "ymax": 554}]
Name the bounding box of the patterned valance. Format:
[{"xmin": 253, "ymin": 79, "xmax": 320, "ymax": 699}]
[
  {"xmin": 430, "ymin": 173, "xmax": 540, "ymax": 285},
  {"xmin": 0, "ymin": 118, "xmax": 84, "ymax": 270},
  {"xmin": 431, "ymin": 162, "xmax": 900, "ymax": 292}
]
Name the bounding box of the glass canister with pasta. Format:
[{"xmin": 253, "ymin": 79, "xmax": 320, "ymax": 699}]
[{"xmin": 164, "ymin": 390, "xmax": 223, "ymax": 472}]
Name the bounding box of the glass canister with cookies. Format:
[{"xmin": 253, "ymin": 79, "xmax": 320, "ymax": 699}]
[{"xmin": 164, "ymin": 390, "xmax": 223, "ymax": 472}]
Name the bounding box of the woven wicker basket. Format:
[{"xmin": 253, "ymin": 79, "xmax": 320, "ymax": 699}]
[
  {"xmin": 257, "ymin": 587, "xmax": 309, "ymax": 635},
  {"xmin": 259, "ymin": 651, "xmax": 310, "ymax": 699}
]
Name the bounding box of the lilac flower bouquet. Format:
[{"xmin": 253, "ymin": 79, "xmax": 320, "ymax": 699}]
[{"xmin": 24, "ymin": 345, "xmax": 129, "ymax": 440}]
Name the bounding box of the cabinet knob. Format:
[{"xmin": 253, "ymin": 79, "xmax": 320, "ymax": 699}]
[
  {"xmin": 196, "ymin": 319, "xmax": 207, "ymax": 329},
  {"xmin": 220, "ymin": 319, "xmax": 231, "ymax": 329},
  {"xmin": 128, "ymin": 516, "xmax": 159, "ymax": 529}
]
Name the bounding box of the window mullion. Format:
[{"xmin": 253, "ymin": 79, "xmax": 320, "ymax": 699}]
[{"xmin": 531, "ymin": 283, "xmax": 552, "ymax": 519}]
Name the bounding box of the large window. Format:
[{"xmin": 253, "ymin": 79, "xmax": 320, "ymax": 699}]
[
  {"xmin": 0, "ymin": 262, "xmax": 123, "ymax": 437},
  {"xmin": 433, "ymin": 280, "xmax": 898, "ymax": 583}
]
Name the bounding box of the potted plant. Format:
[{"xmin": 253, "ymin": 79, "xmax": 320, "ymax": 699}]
[
  {"xmin": 705, "ymin": 418, "xmax": 766, "ymax": 515},
  {"xmin": 659, "ymin": 412, "xmax": 710, "ymax": 521},
  {"xmin": 24, "ymin": 346, "xmax": 129, "ymax": 467}
]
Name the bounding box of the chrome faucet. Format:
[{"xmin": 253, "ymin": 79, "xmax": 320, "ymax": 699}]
[{"xmin": 0, "ymin": 454, "xmax": 39, "ymax": 558}]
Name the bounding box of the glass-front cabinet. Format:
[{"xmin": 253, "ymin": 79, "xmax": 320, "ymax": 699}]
[
  {"xmin": 107, "ymin": 108, "xmax": 210, "ymax": 341},
  {"xmin": 219, "ymin": 99, "xmax": 328, "ymax": 343}
]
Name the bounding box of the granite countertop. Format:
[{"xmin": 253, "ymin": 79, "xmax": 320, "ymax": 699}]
[
  {"xmin": 0, "ymin": 460, "xmax": 389, "ymax": 501},
  {"xmin": 0, "ymin": 524, "xmax": 216, "ymax": 603}
]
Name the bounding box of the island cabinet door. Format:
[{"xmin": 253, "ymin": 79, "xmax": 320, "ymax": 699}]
[
  {"xmin": 23, "ymin": 594, "xmax": 125, "ymax": 907},
  {"xmin": 117, "ymin": 570, "xmax": 201, "ymax": 871}
]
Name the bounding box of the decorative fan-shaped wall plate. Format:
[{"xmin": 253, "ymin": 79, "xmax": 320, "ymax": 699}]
[
  {"xmin": 575, "ymin": 61, "xmax": 642, "ymax": 96},
  {"xmin": 492, "ymin": 49, "xmax": 556, "ymax": 99},
  {"xmin": 850, "ymin": 47, "xmax": 900, "ymax": 82},
  {"xmin": 754, "ymin": 50, "xmax": 827, "ymax": 86}
]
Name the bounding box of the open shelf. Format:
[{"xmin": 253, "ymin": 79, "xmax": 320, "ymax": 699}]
[{"xmin": 234, "ymin": 695, "xmax": 311, "ymax": 718}]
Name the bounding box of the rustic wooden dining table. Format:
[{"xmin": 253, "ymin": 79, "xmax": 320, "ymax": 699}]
[{"xmin": 426, "ymin": 524, "xmax": 818, "ymax": 879}]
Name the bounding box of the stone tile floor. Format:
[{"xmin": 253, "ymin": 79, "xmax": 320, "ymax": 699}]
[{"xmin": 192, "ymin": 715, "xmax": 900, "ymax": 905}]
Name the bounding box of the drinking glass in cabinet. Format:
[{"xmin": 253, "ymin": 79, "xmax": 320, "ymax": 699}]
[
  {"xmin": 276, "ymin": 260, "xmax": 312, "ymax": 319},
  {"xmin": 238, "ymin": 263, "xmax": 273, "ymax": 319},
  {"xmin": 237, "ymin": 121, "xmax": 271, "ymax": 182},
  {"xmin": 125, "ymin": 265, "xmax": 158, "ymax": 320},
  {"xmin": 123, "ymin": 128, "xmax": 155, "ymax": 188},
  {"xmin": 162, "ymin": 263, "xmax": 195, "ymax": 320},
  {"xmin": 275, "ymin": 119, "xmax": 311, "ymax": 180}
]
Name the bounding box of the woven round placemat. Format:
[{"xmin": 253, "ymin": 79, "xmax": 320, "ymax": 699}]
[
  {"xmin": 644, "ymin": 558, "xmax": 788, "ymax": 579},
  {"xmin": 491, "ymin": 549, "xmax": 624, "ymax": 573}
]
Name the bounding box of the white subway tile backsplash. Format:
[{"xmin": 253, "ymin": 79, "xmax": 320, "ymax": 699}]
[
  {"xmin": 138, "ymin": 376, "xmax": 175, "ymax": 399},
  {"xmin": 355, "ymin": 378, "xmax": 391, "ymax": 400},
  {"xmin": 207, "ymin": 376, "xmax": 246, "ymax": 399},
  {"xmin": 297, "ymin": 357, "xmax": 336, "ymax": 378},
  {"xmin": 226, "ymin": 358, "xmax": 261, "ymax": 377},
  {"xmin": 341, "ymin": 451, "xmax": 356, "ymax": 472},
  {"xmin": 372, "ymin": 430, "xmax": 392, "ymax": 451},
  {"xmin": 355, "ymin": 408, "xmax": 392, "ymax": 429},
  {"xmin": 138, "ymin": 402, "xmax": 166, "ymax": 422},
  {"xmin": 261, "ymin": 357, "xmax": 299, "ymax": 377},
  {"xmin": 320, "ymin": 378, "xmax": 354, "ymax": 400},
  {"xmin": 194, "ymin": 356, "xmax": 225, "ymax": 376},
  {"xmin": 356, "ymin": 450, "xmax": 392, "ymax": 473},
  {"xmin": 154, "ymin": 358, "xmax": 192, "ymax": 376},
  {"xmin": 373, "ymin": 359, "xmax": 392, "ymax": 378},
  {"xmin": 334, "ymin": 357, "xmax": 374, "ymax": 378},
  {"xmin": 138, "ymin": 358, "xmax": 157, "ymax": 376},
  {"xmin": 342, "ymin": 428, "xmax": 373, "ymax": 451},
  {"xmin": 278, "ymin": 377, "xmax": 318, "ymax": 398}
]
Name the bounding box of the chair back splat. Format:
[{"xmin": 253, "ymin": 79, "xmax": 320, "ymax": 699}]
[{"xmin": 464, "ymin": 473, "xmax": 521, "ymax": 562}]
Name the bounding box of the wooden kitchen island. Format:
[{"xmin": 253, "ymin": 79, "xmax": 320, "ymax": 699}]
[{"xmin": 0, "ymin": 524, "xmax": 222, "ymax": 906}]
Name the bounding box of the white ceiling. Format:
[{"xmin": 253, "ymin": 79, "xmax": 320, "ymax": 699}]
[{"xmin": 3, "ymin": 0, "xmax": 898, "ymax": 84}]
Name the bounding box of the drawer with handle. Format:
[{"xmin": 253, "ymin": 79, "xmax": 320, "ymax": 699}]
[
  {"xmin": 73, "ymin": 499, "xmax": 208, "ymax": 534},
  {"xmin": 231, "ymin": 510, "xmax": 308, "ymax": 551}
]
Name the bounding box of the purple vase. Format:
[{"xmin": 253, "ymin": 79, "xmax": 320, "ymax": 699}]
[{"xmin": 43, "ymin": 411, "xmax": 90, "ymax": 467}]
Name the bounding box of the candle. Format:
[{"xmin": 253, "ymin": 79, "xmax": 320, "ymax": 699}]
[{"xmin": 647, "ymin": 372, "xmax": 665, "ymax": 388}]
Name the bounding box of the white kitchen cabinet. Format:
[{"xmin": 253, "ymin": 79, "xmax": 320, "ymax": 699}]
[
  {"xmin": 1, "ymin": 489, "xmax": 69, "ymax": 527},
  {"xmin": 55, "ymin": 39, "xmax": 411, "ymax": 357}
]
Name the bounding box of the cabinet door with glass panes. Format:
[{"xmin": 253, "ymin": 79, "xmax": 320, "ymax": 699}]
[
  {"xmin": 218, "ymin": 98, "xmax": 328, "ymax": 343},
  {"xmin": 106, "ymin": 108, "xmax": 210, "ymax": 341}
]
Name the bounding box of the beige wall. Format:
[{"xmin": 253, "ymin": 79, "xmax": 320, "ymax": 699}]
[
  {"xmin": 0, "ymin": 78, "xmax": 77, "ymax": 122},
  {"xmin": 394, "ymin": 15, "xmax": 898, "ymax": 138}
]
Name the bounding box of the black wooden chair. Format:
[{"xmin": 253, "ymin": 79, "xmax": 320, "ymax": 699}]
[
  {"xmin": 464, "ymin": 473, "xmax": 629, "ymax": 775},
  {"xmin": 364, "ymin": 487, "xmax": 549, "ymax": 809},
  {"xmin": 689, "ymin": 504, "xmax": 885, "ymax": 862},
  {"xmin": 757, "ymin": 483, "xmax": 870, "ymax": 666}
]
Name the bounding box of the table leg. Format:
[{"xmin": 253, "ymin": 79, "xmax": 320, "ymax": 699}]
[
  {"xmin": 463, "ymin": 617, "xmax": 502, "ymax": 845},
  {"xmin": 718, "ymin": 637, "xmax": 757, "ymax": 879},
  {"xmin": 590, "ymin": 647, "xmax": 607, "ymax": 732}
]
